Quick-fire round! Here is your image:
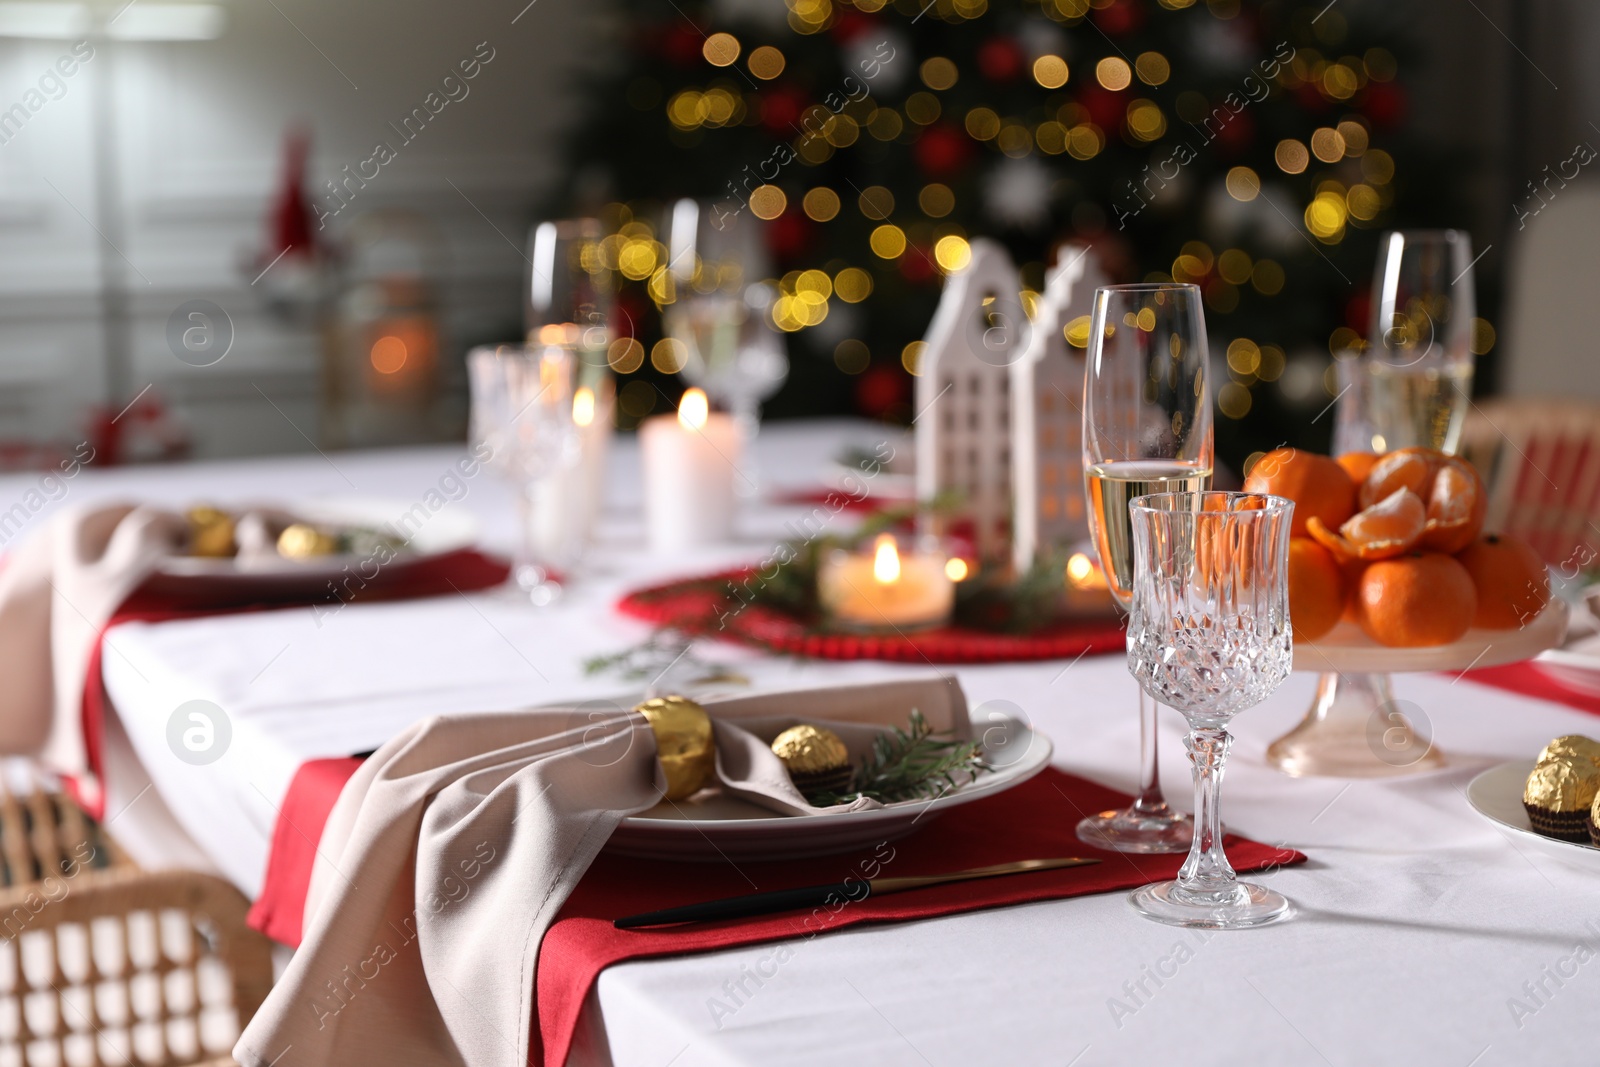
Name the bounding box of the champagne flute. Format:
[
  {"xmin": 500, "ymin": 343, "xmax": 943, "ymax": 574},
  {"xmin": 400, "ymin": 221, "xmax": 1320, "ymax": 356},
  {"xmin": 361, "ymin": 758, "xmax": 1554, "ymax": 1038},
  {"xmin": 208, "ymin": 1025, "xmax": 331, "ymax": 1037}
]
[
  {"xmin": 1365, "ymin": 229, "xmax": 1475, "ymax": 453},
  {"xmin": 1127, "ymin": 491, "xmax": 1295, "ymax": 928},
  {"xmin": 526, "ymin": 218, "xmax": 615, "ymax": 392},
  {"xmin": 663, "ymin": 199, "xmax": 788, "ymax": 492},
  {"xmin": 1079, "ymin": 283, "xmax": 1213, "ymax": 853},
  {"xmin": 468, "ymin": 344, "xmax": 580, "ymax": 606}
]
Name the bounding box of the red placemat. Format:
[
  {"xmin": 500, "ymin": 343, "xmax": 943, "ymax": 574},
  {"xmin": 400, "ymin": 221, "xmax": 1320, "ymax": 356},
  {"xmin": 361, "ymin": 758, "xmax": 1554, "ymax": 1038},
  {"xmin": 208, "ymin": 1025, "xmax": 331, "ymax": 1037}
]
[
  {"xmin": 76, "ymin": 548, "xmax": 508, "ymax": 818},
  {"xmin": 1457, "ymin": 660, "xmax": 1600, "ymax": 717},
  {"xmin": 617, "ymin": 569, "xmax": 1127, "ymax": 663},
  {"xmin": 249, "ymin": 757, "xmax": 1303, "ymax": 1067}
]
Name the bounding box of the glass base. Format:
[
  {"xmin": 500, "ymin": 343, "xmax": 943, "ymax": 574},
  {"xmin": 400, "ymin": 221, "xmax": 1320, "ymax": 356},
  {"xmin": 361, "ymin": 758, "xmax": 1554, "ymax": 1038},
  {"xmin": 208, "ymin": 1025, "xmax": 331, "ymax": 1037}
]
[
  {"xmin": 1077, "ymin": 807, "xmax": 1195, "ymax": 854},
  {"xmin": 1130, "ymin": 879, "xmax": 1291, "ymax": 929},
  {"xmin": 1266, "ymin": 671, "xmax": 1445, "ymax": 778},
  {"xmin": 510, "ymin": 564, "xmax": 562, "ymax": 607}
]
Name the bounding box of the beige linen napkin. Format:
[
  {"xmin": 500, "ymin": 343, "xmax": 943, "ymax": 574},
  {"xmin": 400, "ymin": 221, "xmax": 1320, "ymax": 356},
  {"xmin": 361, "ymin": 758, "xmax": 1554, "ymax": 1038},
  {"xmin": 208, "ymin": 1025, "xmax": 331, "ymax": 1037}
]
[
  {"xmin": 238, "ymin": 676, "xmax": 968, "ymax": 1067},
  {"xmin": 0, "ymin": 504, "xmax": 186, "ymax": 789}
]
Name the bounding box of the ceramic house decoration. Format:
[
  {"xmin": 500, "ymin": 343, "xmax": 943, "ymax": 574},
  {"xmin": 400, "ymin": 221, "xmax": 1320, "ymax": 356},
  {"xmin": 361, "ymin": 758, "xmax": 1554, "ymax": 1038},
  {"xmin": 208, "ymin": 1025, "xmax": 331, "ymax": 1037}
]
[
  {"xmin": 913, "ymin": 238, "xmax": 1027, "ymax": 563},
  {"xmin": 1010, "ymin": 243, "xmax": 1108, "ymax": 572}
]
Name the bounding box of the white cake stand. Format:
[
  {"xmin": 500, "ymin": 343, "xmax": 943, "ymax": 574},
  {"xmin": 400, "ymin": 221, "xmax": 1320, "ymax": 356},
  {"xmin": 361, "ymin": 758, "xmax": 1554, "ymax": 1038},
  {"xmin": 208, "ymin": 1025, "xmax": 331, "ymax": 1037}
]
[{"xmin": 1266, "ymin": 600, "xmax": 1570, "ymax": 778}]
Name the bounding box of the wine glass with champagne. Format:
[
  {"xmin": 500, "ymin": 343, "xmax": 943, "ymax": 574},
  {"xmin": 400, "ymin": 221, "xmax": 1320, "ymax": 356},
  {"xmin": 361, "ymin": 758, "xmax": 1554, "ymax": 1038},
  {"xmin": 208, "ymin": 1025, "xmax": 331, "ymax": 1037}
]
[
  {"xmin": 1080, "ymin": 283, "xmax": 1214, "ymax": 853},
  {"xmin": 1365, "ymin": 229, "xmax": 1476, "ymax": 453}
]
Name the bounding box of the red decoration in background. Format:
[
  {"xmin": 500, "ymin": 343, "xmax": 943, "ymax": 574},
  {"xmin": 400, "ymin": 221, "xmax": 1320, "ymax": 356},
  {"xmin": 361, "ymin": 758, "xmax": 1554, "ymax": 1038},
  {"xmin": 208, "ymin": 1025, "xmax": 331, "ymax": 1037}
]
[
  {"xmin": 855, "ymin": 362, "xmax": 908, "ymax": 418},
  {"xmin": 1362, "ymin": 82, "xmax": 1406, "ymax": 129},
  {"xmin": 1293, "ymin": 83, "xmax": 1330, "ymax": 115},
  {"xmin": 1214, "ymin": 108, "xmax": 1255, "ymax": 155},
  {"xmin": 268, "ymin": 128, "xmax": 316, "ymax": 260},
  {"xmin": 913, "ymin": 122, "xmax": 972, "ymax": 177},
  {"xmin": 1093, "ymin": 0, "xmax": 1144, "ymax": 36},
  {"xmin": 662, "ymin": 24, "xmax": 701, "ymax": 66},
  {"xmin": 767, "ymin": 211, "xmax": 812, "ymax": 260},
  {"xmin": 976, "ymin": 36, "xmax": 1025, "ymax": 82},
  {"xmin": 1078, "ymin": 87, "xmax": 1125, "ymax": 131},
  {"xmin": 760, "ymin": 86, "xmax": 806, "ymax": 137},
  {"xmin": 829, "ymin": 8, "xmax": 872, "ymax": 42},
  {"xmin": 1345, "ymin": 288, "xmax": 1372, "ymax": 335},
  {"xmin": 898, "ymin": 246, "xmax": 936, "ymax": 284}
]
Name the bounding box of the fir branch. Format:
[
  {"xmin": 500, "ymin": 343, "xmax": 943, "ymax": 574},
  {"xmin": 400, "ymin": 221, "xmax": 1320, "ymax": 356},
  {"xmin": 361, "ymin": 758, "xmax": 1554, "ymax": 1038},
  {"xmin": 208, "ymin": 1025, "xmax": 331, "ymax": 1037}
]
[{"xmin": 811, "ymin": 709, "xmax": 991, "ymax": 805}]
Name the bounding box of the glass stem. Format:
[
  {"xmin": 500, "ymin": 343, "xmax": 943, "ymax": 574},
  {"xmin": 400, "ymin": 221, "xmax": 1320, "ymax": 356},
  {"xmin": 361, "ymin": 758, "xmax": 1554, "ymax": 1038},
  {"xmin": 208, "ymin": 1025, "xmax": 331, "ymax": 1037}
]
[
  {"xmin": 1130, "ymin": 689, "xmax": 1170, "ymax": 816},
  {"xmin": 512, "ymin": 481, "xmax": 543, "ymax": 590},
  {"xmin": 1177, "ymin": 725, "xmax": 1238, "ymax": 902}
]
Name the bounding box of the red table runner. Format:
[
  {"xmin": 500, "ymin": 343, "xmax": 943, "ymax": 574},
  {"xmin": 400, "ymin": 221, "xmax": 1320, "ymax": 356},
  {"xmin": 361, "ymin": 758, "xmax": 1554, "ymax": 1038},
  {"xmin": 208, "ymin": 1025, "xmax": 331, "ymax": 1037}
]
[
  {"xmin": 250, "ymin": 759, "xmax": 1303, "ymax": 1067},
  {"xmin": 77, "ymin": 548, "xmax": 508, "ymax": 818},
  {"xmin": 1459, "ymin": 659, "xmax": 1600, "ymax": 717},
  {"xmin": 618, "ymin": 569, "xmax": 1127, "ymax": 663}
]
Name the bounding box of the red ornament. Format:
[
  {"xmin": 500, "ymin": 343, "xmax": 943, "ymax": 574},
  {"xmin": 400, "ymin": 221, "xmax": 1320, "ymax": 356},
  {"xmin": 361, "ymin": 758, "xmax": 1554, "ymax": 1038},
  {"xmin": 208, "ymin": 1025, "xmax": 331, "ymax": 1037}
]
[
  {"xmin": 662, "ymin": 25, "xmax": 701, "ymax": 67},
  {"xmin": 1362, "ymin": 82, "xmax": 1407, "ymax": 129},
  {"xmin": 761, "ymin": 86, "xmax": 807, "ymax": 137},
  {"xmin": 830, "ymin": 9, "xmax": 872, "ymax": 42},
  {"xmin": 913, "ymin": 122, "xmax": 972, "ymax": 178},
  {"xmin": 268, "ymin": 128, "xmax": 315, "ymax": 258},
  {"xmin": 1093, "ymin": 0, "xmax": 1144, "ymax": 36},
  {"xmin": 1214, "ymin": 108, "xmax": 1254, "ymax": 155},
  {"xmin": 977, "ymin": 37, "xmax": 1025, "ymax": 82},
  {"xmin": 1078, "ymin": 87, "xmax": 1125, "ymax": 131},
  {"xmin": 855, "ymin": 363, "xmax": 909, "ymax": 418},
  {"xmin": 1345, "ymin": 288, "xmax": 1372, "ymax": 335},
  {"xmin": 766, "ymin": 211, "xmax": 811, "ymax": 260},
  {"xmin": 898, "ymin": 246, "xmax": 936, "ymax": 285},
  {"xmin": 1293, "ymin": 82, "xmax": 1330, "ymax": 115}
]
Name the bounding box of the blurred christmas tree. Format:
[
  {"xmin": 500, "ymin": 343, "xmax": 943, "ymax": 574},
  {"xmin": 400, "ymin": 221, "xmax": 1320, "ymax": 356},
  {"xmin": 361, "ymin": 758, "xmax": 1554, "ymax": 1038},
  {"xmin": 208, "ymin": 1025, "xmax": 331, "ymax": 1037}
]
[{"xmin": 553, "ymin": 0, "xmax": 1478, "ymax": 474}]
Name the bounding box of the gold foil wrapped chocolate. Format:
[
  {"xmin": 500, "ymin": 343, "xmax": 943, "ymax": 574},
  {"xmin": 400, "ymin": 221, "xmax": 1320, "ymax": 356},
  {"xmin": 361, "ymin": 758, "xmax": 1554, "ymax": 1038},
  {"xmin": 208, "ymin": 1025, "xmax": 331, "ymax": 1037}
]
[
  {"xmin": 771, "ymin": 724, "xmax": 853, "ymax": 800},
  {"xmin": 1536, "ymin": 735, "xmax": 1600, "ymax": 772},
  {"xmin": 277, "ymin": 523, "xmax": 339, "ymax": 559},
  {"xmin": 1523, "ymin": 757, "xmax": 1600, "ymax": 812},
  {"xmin": 186, "ymin": 506, "xmax": 236, "ymax": 558},
  {"xmin": 634, "ymin": 695, "xmax": 715, "ymax": 800}
]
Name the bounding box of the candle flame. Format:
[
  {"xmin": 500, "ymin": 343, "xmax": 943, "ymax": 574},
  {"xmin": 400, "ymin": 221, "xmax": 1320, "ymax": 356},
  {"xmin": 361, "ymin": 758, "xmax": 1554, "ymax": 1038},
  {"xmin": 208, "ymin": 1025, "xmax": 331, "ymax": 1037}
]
[
  {"xmin": 678, "ymin": 387, "xmax": 709, "ymax": 431},
  {"xmin": 572, "ymin": 386, "xmax": 595, "ymax": 427},
  {"xmin": 1066, "ymin": 552, "xmax": 1106, "ymax": 590},
  {"xmin": 944, "ymin": 557, "xmax": 969, "ymax": 582},
  {"xmin": 872, "ymin": 534, "xmax": 901, "ymax": 585}
]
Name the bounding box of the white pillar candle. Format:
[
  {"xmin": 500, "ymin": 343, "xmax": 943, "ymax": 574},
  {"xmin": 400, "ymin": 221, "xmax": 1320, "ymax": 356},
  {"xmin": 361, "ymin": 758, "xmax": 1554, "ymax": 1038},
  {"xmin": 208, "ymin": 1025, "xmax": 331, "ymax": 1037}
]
[
  {"xmin": 529, "ymin": 383, "xmax": 613, "ymax": 566},
  {"xmin": 639, "ymin": 388, "xmax": 739, "ymax": 552}
]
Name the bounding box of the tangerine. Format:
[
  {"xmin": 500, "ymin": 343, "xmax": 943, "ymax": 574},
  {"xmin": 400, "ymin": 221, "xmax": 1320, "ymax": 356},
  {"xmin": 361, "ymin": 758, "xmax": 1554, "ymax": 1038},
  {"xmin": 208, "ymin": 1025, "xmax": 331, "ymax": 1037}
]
[
  {"xmin": 1355, "ymin": 552, "xmax": 1477, "ymax": 648},
  {"xmin": 1287, "ymin": 538, "xmax": 1344, "ymax": 641},
  {"xmin": 1455, "ymin": 534, "xmax": 1550, "ymax": 629},
  {"xmin": 1244, "ymin": 448, "xmax": 1356, "ymax": 538},
  {"xmin": 1336, "ymin": 451, "xmax": 1380, "ymax": 485},
  {"xmin": 1306, "ymin": 487, "xmax": 1427, "ymax": 562},
  {"xmin": 1357, "ymin": 447, "xmax": 1486, "ymax": 554}
]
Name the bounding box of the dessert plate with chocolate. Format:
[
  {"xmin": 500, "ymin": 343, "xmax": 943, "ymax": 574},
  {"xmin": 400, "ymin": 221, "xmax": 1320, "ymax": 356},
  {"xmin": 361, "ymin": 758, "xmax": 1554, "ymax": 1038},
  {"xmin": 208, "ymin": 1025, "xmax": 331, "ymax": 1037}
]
[
  {"xmin": 1466, "ymin": 734, "xmax": 1600, "ymax": 874},
  {"xmin": 155, "ymin": 499, "xmax": 478, "ymax": 589},
  {"xmin": 609, "ymin": 701, "xmax": 1052, "ymax": 862}
]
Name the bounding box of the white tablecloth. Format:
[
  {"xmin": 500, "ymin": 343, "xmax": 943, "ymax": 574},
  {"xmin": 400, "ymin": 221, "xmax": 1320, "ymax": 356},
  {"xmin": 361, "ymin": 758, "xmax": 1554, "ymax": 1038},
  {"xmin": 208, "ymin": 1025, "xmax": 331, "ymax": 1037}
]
[{"xmin": 11, "ymin": 422, "xmax": 1597, "ymax": 1066}]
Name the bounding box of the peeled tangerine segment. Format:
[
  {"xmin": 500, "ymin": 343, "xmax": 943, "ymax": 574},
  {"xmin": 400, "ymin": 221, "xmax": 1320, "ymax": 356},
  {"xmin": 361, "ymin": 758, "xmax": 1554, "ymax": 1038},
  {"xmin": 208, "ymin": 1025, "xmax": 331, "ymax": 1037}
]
[
  {"xmin": 1307, "ymin": 487, "xmax": 1426, "ymax": 562},
  {"xmin": 1359, "ymin": 449, "xmax": 1438, "ymax": 511}
]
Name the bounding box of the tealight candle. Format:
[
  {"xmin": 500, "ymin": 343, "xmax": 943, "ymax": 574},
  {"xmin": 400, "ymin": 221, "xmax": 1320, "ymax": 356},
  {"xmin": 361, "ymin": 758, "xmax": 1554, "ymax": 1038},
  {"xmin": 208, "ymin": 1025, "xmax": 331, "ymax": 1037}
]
[
  {"xmin": 1062, "ymin": 548, "xmax": 1116, "ymax": 615},
  {"xmin": 639, "ymin": 388, "xmax": 739, "ymax": 552},
  {"xmin": 818, "ymin": 533, "xmax": 955, "ymax": 631}
]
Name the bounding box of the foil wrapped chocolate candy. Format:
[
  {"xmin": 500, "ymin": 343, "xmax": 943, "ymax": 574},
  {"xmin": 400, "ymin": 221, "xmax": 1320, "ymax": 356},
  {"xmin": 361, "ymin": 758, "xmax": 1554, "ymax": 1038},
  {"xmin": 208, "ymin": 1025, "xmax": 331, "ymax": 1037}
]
[
  {"xmin": 277, "ymin": 523, "xmax": 339, "ymax": 559},
  {"xmin": 1523, "ymin": 756, "xmax": 1600, "ymax": 842},
  {"xmin": 634, "ymin": 695, "xmax": 716, "ymax": 801},
  {"xmin": 771, "ymin": 724, "xmax": 853, "ymax": 802},
  {"xmin": 186, "ymin": 506, "xmax": 237, "ymax": 558},
  {"xmin": 1536, "ymin": 735, "xmax": 1600, "ymax": 773}
]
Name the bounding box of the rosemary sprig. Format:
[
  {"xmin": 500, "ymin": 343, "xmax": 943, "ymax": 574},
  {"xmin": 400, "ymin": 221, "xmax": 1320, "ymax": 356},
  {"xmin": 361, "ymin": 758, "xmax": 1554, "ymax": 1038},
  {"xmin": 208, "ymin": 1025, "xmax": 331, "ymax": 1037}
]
[{"xmin": 811, "ymin": 709, "xmax": 991, "ymax": 806}]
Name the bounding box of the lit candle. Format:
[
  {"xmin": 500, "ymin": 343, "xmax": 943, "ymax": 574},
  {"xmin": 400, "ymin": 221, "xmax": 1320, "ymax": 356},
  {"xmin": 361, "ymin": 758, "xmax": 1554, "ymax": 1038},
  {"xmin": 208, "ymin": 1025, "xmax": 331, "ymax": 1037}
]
[
  {"xmin": 639, "ymin": 387, "xmax": 740, "ymax": 552},
  {"xmin": 1062, "ymin": 548, "xmax": 1116, "ymax": 615},
  {"xmin": 529, "ymin": 381, "xmax": 613, "ymax": 565},
  {"xmin": 818, "ymin": 533, "xmax": 956, "ymax": 631}
]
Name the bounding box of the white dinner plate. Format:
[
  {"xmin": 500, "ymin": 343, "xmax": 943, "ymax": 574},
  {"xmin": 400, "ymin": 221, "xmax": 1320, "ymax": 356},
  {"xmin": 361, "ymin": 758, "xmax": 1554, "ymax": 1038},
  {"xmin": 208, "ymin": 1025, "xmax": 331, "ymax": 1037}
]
[
  {"xmin": 607, "ymin": 713, "xmax": 1053, "ymax": 862},
  {"xmin": 1291, "ymin": 599, "xmax": 1568, "ymax": 675},
  {"xmin": 1466, "ymin": 758, "xmax": 1600, "ymax": 874},
  {"xmin": 150, "ymin": 498, "xmax": 480, "ymax": 593}
]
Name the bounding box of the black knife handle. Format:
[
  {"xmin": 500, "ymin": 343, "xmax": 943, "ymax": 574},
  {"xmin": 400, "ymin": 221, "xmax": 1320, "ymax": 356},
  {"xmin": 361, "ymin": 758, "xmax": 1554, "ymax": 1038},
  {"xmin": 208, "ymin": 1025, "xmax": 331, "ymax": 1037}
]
[{"xmin": 614, "ymin": 880, "xmax": 868, "ymax": 929}]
